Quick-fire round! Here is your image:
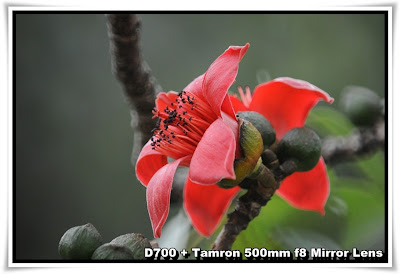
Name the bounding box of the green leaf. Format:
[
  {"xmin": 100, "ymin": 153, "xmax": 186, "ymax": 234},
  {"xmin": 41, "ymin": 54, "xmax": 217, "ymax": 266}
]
[
  {"xmin": 335, "ymin": 187, "xmax": 385, "ymax": 250},
  {"xmin": 231, "ymin": 194, "xmax": 347, "ymax": 252},
  {"xmin": 306, "ymin": 106, "xmax": 355, "ymax": 137},
  {"xmin": 272, "ymin": 227, "xmax": 342, "ymax": 251}
]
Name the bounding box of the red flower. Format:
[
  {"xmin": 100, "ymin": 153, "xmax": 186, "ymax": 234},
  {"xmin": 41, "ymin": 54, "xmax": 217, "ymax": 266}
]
[
  {"xmin": 136, "ymin": 44, "xmax": 249, "ymax": 238},
  {"xmin": 230, "ymin": 78, "xmax": 334, "ymax": 214}
]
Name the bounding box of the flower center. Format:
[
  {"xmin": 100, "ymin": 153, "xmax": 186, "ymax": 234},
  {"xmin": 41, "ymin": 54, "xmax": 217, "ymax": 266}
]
[{"xmin": 150, "ymin": 90, "xmax": 218, "ymax": 159}]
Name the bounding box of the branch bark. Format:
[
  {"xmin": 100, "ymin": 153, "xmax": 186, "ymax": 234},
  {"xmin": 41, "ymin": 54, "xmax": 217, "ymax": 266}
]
[
  {"xmin": 321, "ymin": 119, "xmax": 385, "ymax": 165},
  {"xmin": 106, "ymin": 14, "xmax": 162, "ymax": 161},
  {"xmin": 212, "ymin": 155, "xmax": 289, "ymax": 251}
]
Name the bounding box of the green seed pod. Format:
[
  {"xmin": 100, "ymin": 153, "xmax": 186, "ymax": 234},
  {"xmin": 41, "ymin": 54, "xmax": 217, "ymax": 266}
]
[
  {"xmin": 92, "ymin": 243, "xmax": 134, "ymax": 260},
  {"xmin": 237, "ymin": 111, "xmax": 276, "ymax": 147},
  {"xmin": 58, "ymin": 223, "xmax": 103, "ymax": 260},
  {"xmin": 277, "ymin": 127, "xmax": 321, "ymax": 172},
  {"xmin": 339, "ymin": 86, "xmax": 382, "ymax": 127},
  {"xmin": 110, "ymin": 233, "xmax": 152, "ymax": 259},
  {"xmin": 217, "ymin": 118, "xmax": 264, "ymax": 188}
]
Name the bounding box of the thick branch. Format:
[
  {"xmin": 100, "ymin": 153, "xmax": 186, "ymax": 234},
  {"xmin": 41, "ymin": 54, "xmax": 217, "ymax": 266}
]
[
  {"xmin": 212, "ymin": 160, "xmax": 288, "ymax": 251},
  {"xmin": 322, "ymin": 119, "xmax": 385, "ymax": 165},
  {"xmin": 106, "ymin": 14, "xmax": 161, "ymax": 159}
]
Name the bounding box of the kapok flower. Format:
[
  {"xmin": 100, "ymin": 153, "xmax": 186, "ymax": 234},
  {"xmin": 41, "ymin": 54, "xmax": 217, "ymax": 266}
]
[
  {"xmin": 230, "ymin": 78, "xmax": 334, "ymax": 214},
  {"xmin": 135, "ymin": 44, "xmax": 249, "ymax": 238}
]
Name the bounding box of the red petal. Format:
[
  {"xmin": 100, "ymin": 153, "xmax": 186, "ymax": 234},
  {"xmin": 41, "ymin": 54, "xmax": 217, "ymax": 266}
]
[
  {"xmin": 135, "ymin": 140, "xmax": 168, "ymax": 186},
  {"xmin": 249, "ymin": 77, "xmax": 334, "ymax": 139},
  {"xmin": 220, "ymin": 94, "xmax": 237, "ymax": 120},
  {"xmin": 277, "ymin": 158, "xmax": 329, "ymax": 214},
  {"xmin": 146, "ymin": 155, "xmax": 191, "ymax": 238},
  {"xmin": 229, "ymin": 94, "xmax": 249, "ymax": 112},
  {"xmin": 202, "ymin": 44, "xmax": 249, "ymax": 118},
  {"xmin": 189, "ymin": 118, "xmax": 237, "ymax": 185},
  {"xmin": 184, "ymin": 177, "xmax": 240, "ymax": 236},
  {"xmin": 183, "ymin": 74, "xmax": 205, "ymax": 98},
  {"xmin": 155, "ymin": 91, "xmax": 179, "ymax": 111}
]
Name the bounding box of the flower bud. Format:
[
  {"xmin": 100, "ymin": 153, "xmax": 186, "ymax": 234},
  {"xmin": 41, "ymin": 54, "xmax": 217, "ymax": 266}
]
[
  {"xmin": 218, "ymin": 117, "xmax": 264, "ymax": 188},
  {"xmin": 58, "ymin": 223, "xmax": 103, "ymax": 260},
  {"xmin": 110, "ymin": 233, "xmax": 152, "ymax": 259},
  {"xmin": 277, "ymin": 127, "xmax": 321, "ymax": 172},
  {"xmin": 237, "ymin": 111, "xmax": 276, "ymax": 147},
  {"xmin": 339, "ymin": 86, "xmax": 382, "ymax": 127},
  {"xmin": 91, "ymin": 243, "xmax": 134, "ymax": 260}
]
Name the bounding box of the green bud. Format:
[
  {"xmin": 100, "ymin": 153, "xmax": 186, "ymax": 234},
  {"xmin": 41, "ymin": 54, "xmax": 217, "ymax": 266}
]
[
  {"xmin": 218, "ymin": 118, "xmax": 264, "ymax": 188},
  {"xmin": 58, "ymin": 223, "xmax": 103, "ymax": 260},
  {"xmin": 237, "ymin": 111, "xmax": 276, "ymax": 147},
  {"xmin": 92, "ymin": 243, "xmax": 134, "ymax": 260},
  {"xmin": 110, "ymin": 233, "xmax": 152, "ymax": 259},
  {"xmin": 277, "ymin": 127, "xmax": 321, "ymax": 172},
  {"xmin": 339, "ymin": 86, "xmax": 382, "ymax": 127}
]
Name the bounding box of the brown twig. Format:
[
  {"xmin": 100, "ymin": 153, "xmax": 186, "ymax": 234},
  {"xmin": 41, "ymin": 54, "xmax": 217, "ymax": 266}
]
[
  {"xmin": 212, "ymin": 156, "xmax": 289, "ymax": 251},
  {"xmin": 106, "ymin": 14, "xmax": 162, "ymax": 161},
  {"xmin": 321, "ymin": 119, "xmax": 385, "ymax": 165}
]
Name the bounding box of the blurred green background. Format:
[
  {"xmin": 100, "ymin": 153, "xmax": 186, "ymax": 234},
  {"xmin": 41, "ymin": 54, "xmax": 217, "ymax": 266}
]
[{"xmin": 15, "ymin": 13, "xmax": 386, "ymax": 260}]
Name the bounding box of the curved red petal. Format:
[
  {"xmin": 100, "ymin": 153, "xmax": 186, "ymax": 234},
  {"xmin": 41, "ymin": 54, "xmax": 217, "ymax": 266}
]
[
  {"xmin": 202, "ymin": 44, "xmax": 249, "ymax": 118},
  {"xmin": 229, "ymin": 94, "xmax": 249, "ymax": 112},
  {"xmin": 189, "ymin": 118, "xmax": 236, "ymax": 185},
  {"xmin": 146, "ymin": 155, "xmax": 191, "ymax": 238},
  {"xmin": 155, "ymin": 91, "xmax": 179, "ymax": 111},
  {"xmin": 276, "ymin": 158, "xmax": 329, "ymax": 214},
  {"xmin": 220, "ymin": 94, "xmax": 237, "ymax": 120},
  {"xmin": 184, "ymin": 177, "xmax": 240, "ymax": 236},
  {"xmin": 249, "ymin": 77, "xmax": 334, "ymax": 139},
  {"xmin": 183, "ymin": 74, "xmax": 205, "ymax": 99},
  {"xmin": 135, "ymin": 140, "xmax": 168, "ymax": 186}
]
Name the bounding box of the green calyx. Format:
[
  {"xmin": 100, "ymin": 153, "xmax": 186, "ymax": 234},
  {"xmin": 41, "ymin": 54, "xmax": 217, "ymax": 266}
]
[
  {"xmin": 339, "ymin": 86, "xmax": 382, "ymax": 127},
  {"xmin": 217, "ymin": 117, "xmax": 264, "ymax": 188},
  {"xmin": 92, "ymin": 243, "xmax": 134, "ymax": 260},
  {"xmin": 110, "ymin": 233, "xmax": 152, "ymax": 259},
  {"xmin": 58, "ymin": 224, "xmax": 152, "ymax": 260},
  {"xmin": 237, "ymin": 111, "xmax": 276, "ymax": 148},
  {"xmin": 58, "ymin": 223, "xmax": 103, "ymax": 260},
  {"xmin": 276, "ymin": 127, "xmax": 321, "ymax": 172}
]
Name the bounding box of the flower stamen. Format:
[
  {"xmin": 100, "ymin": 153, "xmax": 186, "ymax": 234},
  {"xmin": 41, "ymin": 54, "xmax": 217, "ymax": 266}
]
[{"xmin": 151, "ymin": 90, "xmax": 215, "ymax": 159}]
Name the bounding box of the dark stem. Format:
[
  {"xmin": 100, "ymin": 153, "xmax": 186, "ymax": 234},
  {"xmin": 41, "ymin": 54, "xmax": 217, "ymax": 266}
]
[
  {"xmin": 105, "ymin": 14, "xmax": 162, "ymax": 161},
  {"xmin": 212, "ymin": 163, "xmax": 286, "ymax": 251},
  {"xmin": 321, "ymin": 119, "xmax": 385, "ymax": 165}
]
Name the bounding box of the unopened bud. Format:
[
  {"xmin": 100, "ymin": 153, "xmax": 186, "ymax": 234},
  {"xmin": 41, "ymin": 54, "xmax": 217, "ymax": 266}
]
[
  {"xmin": 237, "ymin": 111, "xmax": 276, "ymax": 147},
  {"xmin": 218, "ymin": 118, "xmax": 264, "ymax": 188},
  {"xmin": 277, "ymin": 127, "xmax": 321, "ymax": 172},
  {"xmin": 110, "ymin": 233, "xmax": 152, "ymax": 259},
  {"xmin": 58, "ymin": 223, "xmax": 103, "ymax": 260},
  {"xmin": 339, "ymin": 86, "xmax": 382, "ymax": 127},
  {"xmin": 92, "ymin": 243, "xmax": 134, "ymax": 260}
]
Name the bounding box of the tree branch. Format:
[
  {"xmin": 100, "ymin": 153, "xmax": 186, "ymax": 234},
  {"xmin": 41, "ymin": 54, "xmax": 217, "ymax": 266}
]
[
  {"xmin": 321, "ymin": 119, "xmax": 385, "ymax": 165},
  {"xmin": 212, "ymin": 154, "xmax": 289, "ymax": 251},
  {"xmin": 106, "ymin": 14, "xmax": 162, "ymax": 161}
]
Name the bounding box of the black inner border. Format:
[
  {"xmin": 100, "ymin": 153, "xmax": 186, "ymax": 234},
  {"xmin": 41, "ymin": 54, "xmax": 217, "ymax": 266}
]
[{"xmin": 12, "ymin": 10, "xmax": 390, "ymax": 264}]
